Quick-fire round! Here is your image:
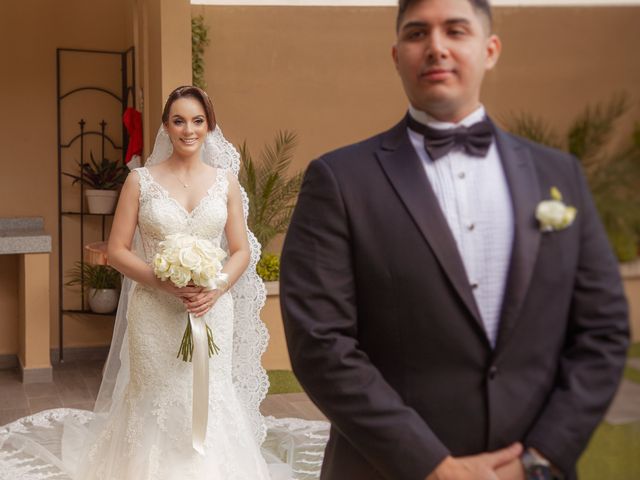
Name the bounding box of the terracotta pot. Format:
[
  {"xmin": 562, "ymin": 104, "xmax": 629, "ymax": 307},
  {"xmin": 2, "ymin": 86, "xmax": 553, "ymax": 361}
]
[
  {"xmin": 86, "ymin": 189, "xmax": 118, "ymax": 214},
  {"xmin": 85, "ymin": 241, "xmax": 109, "ymax": 265},
  {"xmin": 88, "ymin": 288, "xmax": 119, "ymax": 313}
]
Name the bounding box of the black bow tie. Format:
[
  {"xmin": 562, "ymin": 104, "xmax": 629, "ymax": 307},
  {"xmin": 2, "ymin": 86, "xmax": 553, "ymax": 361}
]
[{"xmin": 406, "ymin": 114, "xmax": 493, "ymax": 161}]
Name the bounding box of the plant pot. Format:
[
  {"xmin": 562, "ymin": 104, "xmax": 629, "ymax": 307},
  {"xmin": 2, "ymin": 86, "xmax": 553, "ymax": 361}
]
[
  {"xmin": 86, "ymin": 189, "xmax": 118, "ymax": 214},
  {"xmin": 264, "ymin": 280, "xmax": 279, "ymax": 296},
  {"xmin": 88, "ymin": 288, "xmax": 119, "ymax": 313},
  {"xmin": 85, "ymin": 241, "xmax": 109, "ymax": 265}
]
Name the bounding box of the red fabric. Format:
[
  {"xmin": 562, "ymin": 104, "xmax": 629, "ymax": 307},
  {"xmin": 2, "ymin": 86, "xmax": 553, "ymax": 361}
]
[{"xmin": 123, "ymin": 108, "xmax": 143, "ymax": 164}]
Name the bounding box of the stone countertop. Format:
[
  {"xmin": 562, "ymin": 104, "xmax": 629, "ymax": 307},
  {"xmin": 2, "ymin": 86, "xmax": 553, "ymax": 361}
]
[{"xmin": 0, "ymin": 217, "xmax": 52, "ymax": 255}]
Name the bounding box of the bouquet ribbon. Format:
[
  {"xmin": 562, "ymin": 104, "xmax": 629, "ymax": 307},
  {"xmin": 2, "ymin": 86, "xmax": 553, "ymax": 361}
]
[{"xmin": 189, "ymin": 311, "xmax": 209, "ymax": 455}]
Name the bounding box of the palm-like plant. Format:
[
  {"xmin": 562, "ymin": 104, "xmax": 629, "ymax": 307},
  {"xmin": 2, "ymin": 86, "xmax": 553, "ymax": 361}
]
[
  {"xmin": 238, "ymin": 131, "xmax": 304, "ymax": 252},
  {"xmin": 504, "ymin": 93, "xmax": 640, "ymax": 261},
  {"xmin": 63, "ymin": 151, "xmax": 129, "ymax": 190},
  {"xmin": 65, "ymin": 261, "xmax": 121, "ymax": 290}
]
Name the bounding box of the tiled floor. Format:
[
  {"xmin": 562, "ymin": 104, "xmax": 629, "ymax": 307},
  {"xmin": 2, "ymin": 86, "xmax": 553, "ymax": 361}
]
[
  {"xmin": 0, "ymin": 359, "xmax": 326, "ymax": 426},
  {"xmin": 2, "ymin": 358, "xmax": 638, "ymax": 427}
]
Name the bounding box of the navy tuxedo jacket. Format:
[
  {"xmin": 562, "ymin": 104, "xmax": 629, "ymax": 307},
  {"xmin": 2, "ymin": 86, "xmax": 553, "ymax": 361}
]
[{"xmin": 280, "ymin": 117, "xmax": 629, "ymax": 480}]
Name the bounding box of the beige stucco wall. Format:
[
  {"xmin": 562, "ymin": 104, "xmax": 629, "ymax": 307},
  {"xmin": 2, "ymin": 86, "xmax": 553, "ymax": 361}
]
[
  {"xmin": 195, "ymin": 5, "xmax": 640, "ymax": 186},
  {"xmin": 0, "ymin": 3, "xmax": 638, "ymax": 358}
]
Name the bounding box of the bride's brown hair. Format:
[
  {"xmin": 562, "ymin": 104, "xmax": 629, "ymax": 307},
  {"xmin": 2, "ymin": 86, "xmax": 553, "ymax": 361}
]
[{"xmin": 161, "ymin": 85, "xmax": 216, "ymax": 132}]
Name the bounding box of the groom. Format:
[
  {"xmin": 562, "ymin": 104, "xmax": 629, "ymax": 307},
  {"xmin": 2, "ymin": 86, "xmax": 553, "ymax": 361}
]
[{"xmin": 280, "ymin": 0, "xmax": 629, "ymax": 479}]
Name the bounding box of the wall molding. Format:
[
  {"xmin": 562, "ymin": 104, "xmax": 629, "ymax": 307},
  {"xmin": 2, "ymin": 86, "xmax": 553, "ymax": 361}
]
[{"xmin": 192, "ymin": 0, "xmax": 640, "ymax": 6}]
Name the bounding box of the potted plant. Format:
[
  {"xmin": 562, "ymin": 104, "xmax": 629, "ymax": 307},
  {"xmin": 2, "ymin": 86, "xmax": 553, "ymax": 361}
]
[
  {"xmin": 238, "ymin": 131, "xmax": 303, "ymax": 292},
  {"xmin": 66, "ymin": 261, "xmax": 121, "ymax": 313},
  {"xmin": 64, "ymin": 151, "xmax": 129, "ymax": 214},
  {"xmin": 257, "ymin": 253, "xmax": 280, "ymax": 295}
]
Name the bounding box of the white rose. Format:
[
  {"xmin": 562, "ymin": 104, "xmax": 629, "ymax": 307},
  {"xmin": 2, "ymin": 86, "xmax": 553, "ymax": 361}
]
[
  {"xmin": 196, "ymin": 262, "xmax": 221, "ymax": 290},
  {"xmin": 178, "ymin": 246, "xmax": 202, "ymax": 270},
  {"xmin": 194, "ymin": 239, "xmax": 227, "ymax": 262},
  {"xmin": 153, "ymin": 254, "xmax": 170, "ymax": 277},
  {"xmin": 536, "ymin": 200, "xmax": 576, "ymax": 231},
  {"xmin": 169, "ymin": 265, "xmax": 191, "ymax": 287}
]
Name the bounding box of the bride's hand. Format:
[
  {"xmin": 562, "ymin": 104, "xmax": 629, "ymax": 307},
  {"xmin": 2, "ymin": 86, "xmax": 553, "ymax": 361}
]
[
  {"xmin": 155, "ymin": 278, "xmax": 203, "ymax": 299},
  {"xmin": 183, "ymin": 289, "xmax": 222, "ymax": 317}
]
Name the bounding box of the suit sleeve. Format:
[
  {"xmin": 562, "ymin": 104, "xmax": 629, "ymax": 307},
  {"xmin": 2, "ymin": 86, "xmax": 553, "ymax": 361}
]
[
  {"xmin": 524, "ymin": 157, "xmax": 630, "ymax": 475},
  {"xmin": 280, "ymin": 158, "xmax": 450, "ymax": 480}
]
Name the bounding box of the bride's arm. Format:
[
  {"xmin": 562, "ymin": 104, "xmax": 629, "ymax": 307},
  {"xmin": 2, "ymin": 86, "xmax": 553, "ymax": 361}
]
[
  {"xmin": 107, "ymin": 172, "xmax": 197, "ymax": 298},
  {"xmin": 220, "ymin": 171, "xmax": 251, "ymax": 287},
  {"xmin": 107, "ymin": 172, "xmax": 160, "ymax": 287}
]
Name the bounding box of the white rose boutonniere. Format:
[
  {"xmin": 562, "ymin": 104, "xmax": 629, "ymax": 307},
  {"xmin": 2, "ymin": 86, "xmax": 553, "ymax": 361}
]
[{"xmin": 535, "ymin": 186, "xmax": 577, "ymax": 232}]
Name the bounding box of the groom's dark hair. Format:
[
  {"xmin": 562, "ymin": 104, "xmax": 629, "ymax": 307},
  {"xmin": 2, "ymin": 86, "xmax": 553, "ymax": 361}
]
[
  {"xmin": 396, "ymin": 0, "xmax": 493, "ymax": 33},
  {"xmin": 162, "ymin": 85, "xmax": 217, "ymax": 132}
]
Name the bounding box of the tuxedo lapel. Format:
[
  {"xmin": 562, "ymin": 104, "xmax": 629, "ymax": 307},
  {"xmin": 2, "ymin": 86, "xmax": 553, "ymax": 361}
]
[
  {"xmin": 376, "ymin": 119, "xmax": 484, "ymax": 331},
  {"xmin": 492, "ymin": 125, "xmax": 542, "ymax": 353}
]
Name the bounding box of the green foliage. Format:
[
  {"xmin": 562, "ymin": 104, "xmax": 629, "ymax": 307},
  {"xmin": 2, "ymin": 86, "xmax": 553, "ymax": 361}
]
[
  {"xmin": 578, "ymin": 421, "xmax": 640, "ymax": 480},
  {"xmin": 65, "ymin": 262, "xmax": 121, "ymax": 290},
  {"xmin": 192, "ymin": 14, "xmax": 210, "ymax": 90},
  {"xmin": 504, "ymin": 112, "xmax": 561, "ymax": 149},
  {"xmin": 578, "ymin": 344, "xmax": 640, "ymax": 480},
  {"xmin": 257, "ymin": 253, "xmax": 280, "ymax": 281},
  {"xmin": 504, "ymin": 94, "xmax": 640, "ymax": 262},
  {"xmin": 63, "ymin": 151, "xmax": 128, "ymax": 190},
  {"xmin": 267, "ymin": 370, "xmax": 304, "ymax": 395},
  {"xmin": 239, "ymin": 130, "xmax": 304, "ymax": 251}
]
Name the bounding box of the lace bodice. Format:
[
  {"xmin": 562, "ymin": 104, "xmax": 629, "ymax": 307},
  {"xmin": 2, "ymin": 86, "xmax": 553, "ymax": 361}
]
[{"xmin": 134, "ymin": 167, "xmax": 229, "ymax": 263}]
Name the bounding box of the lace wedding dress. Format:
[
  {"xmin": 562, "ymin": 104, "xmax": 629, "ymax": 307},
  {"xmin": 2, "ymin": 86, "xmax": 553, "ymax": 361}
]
[
  {"xmin": 0, "ymin": 127, "xmax": 329, "ymax": 480},
  {"xmin": 77, "ymin": 166, "xmax": 272, "ymax": 479}
]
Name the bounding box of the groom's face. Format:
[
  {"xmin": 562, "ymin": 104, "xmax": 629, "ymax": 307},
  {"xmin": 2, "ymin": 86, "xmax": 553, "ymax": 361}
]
[{"xmin": 392, "ymin": 0, "xmax": 501, "ymax": 122}]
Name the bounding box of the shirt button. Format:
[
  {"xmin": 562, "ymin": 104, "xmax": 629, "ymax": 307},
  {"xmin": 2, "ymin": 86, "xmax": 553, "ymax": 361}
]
[
  {"xmin": 458, "ymin": 172, "xmax": 466, "ymax": 179},
  {"xmin": 488, "ymin": 365, "xmax": 499, "ymax": 380},
  {"xmin": 467, "ymin": 223, "xmax": 475, "ymax": 231},
  {"xmin": 471, "ymin": 282, "xmax": 479, "ymax": 290}
]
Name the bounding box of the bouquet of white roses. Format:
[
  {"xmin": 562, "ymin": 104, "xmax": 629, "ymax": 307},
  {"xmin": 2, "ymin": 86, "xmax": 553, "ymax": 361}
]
[{"xmin": 153, "ymin": 233, "xmax": 228, "ymax": 362}]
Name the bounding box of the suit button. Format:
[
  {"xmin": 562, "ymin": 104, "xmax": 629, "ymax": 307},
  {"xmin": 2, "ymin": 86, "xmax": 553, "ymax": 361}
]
[{"xmin": 488, "ymin": 365, "xmax": 498, "ymax": 380}]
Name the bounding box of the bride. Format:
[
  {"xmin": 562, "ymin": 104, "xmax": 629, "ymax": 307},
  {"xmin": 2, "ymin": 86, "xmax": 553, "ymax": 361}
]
[{"xmin": 0, "ymin": 86, "xmax": 328, "ymax": 480}]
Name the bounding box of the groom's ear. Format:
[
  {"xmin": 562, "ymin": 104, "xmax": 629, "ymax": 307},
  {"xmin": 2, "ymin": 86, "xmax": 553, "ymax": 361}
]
[
  {"xmin": 391, "ymin": 44, "xmax": 399, "ymax": 71},
  {"xmin": 484, "ymin": 34, "xmax": 502, "ymax": 71}
]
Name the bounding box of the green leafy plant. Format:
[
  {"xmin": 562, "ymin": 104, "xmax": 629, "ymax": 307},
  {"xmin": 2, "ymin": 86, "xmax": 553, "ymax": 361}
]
[
  {"xmin": 239, "ymin": 130, "xmax": 304, "ymax": 251},
  {"xmin": 504, "ymin": 93, "xmax": 640, "ymax": 262},
  {"xmin": 65, "ymin": 262, "xmax": 121, "ymax": 290},
  {"xmin": 257, "ymin": 253, "xmax": 280, "ymax": 282},
  {"xmin": 63, "ymin": 151, "xmax": 129, "ymax": 190},
  {"xmin": 192, "ymin": 14, "xmax": 210, "ymax": 90}
]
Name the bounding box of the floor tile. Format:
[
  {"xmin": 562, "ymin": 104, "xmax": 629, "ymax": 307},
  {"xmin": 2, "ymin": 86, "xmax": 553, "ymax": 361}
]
[
  {"xmin": 63, "ymin": 401, "xmax": 95, "ymax": 411},
  {"xmin": 24, "ymin": 382, "xmax": 60, "ymax": 399},
  {"xmin": 0, "ymin": 408, "xmax": 30, "ymax": 425},
  {"xmin": 28, "ymin": 395, "xmax": 62, "ymax": 414}
]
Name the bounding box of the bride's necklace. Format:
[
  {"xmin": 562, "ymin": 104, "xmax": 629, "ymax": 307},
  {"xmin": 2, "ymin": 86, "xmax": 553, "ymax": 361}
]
[{"xmin": 169, "ymin": 167, "xmax": 191, "ymax": 189}]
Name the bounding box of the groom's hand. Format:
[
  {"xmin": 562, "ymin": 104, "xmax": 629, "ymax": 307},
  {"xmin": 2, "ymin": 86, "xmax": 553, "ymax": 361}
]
[
  {"xmin": 426, "ymin": 443, "xmax": 523, "ymax": 480},
  {"xmin": 495, "ymin": 458, "xmax": 525, "ymax": 480}
]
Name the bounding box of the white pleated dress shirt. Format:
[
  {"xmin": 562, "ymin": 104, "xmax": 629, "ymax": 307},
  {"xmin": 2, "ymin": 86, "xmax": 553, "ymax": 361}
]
[{"xmin": 407, "ymin": 105, "xmax": 514, "ymax": 347}]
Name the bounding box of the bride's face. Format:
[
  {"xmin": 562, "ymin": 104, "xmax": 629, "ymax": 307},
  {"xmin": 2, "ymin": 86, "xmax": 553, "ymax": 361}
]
[{"xmin": 165, "ymin": 97, "xmax": 208, "ymax": 156}]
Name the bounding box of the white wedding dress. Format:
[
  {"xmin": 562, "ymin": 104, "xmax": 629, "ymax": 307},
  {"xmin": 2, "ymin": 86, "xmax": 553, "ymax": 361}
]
[
  {"xmin": 74, "ymin": 166, "xmax": 272, "ymax": 479},
  {"xmin": 0, "ymin": 128, "xmax": 329, "ymax": 480}
]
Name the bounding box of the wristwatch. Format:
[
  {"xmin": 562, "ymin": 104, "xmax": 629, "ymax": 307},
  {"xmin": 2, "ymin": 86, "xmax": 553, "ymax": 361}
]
[{"xmin": 521, "ymin": 449, "xmax": 563, "ymax": 480}]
